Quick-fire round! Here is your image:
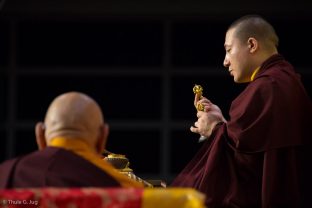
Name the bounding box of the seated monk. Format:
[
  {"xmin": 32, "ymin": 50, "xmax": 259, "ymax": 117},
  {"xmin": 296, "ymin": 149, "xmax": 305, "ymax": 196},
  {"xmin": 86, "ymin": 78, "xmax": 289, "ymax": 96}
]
[{"xmin": 0, "ymin": 92, "xmax": 143, "ymax": 188}]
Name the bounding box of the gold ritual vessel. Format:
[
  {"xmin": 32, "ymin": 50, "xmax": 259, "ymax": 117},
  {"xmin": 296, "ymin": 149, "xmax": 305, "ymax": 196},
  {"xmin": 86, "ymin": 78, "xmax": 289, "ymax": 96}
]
[{"xmin": 103, "ymin": 151, "xmax": 155, "ymax": 187}]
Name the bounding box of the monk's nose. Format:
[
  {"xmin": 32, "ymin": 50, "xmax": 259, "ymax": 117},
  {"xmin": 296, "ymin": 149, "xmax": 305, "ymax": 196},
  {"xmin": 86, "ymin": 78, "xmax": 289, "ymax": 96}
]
[{"xmin": 223, "ymin": 57, "xmax": 230, "ymax": 67}]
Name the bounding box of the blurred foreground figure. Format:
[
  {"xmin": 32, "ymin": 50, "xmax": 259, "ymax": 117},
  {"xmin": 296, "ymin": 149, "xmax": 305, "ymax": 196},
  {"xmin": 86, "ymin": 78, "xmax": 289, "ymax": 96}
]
[
  {"xmin": 0, "ymin": 92, "xmax": 143, "ymax": 188},
  {"xmin": 172, "ymin": 15, "xmax": 312, "ymax": 207}
]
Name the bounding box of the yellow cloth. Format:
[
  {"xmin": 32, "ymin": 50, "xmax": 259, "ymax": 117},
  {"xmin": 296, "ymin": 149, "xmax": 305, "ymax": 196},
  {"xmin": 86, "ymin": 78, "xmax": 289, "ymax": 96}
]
[
  {"xmin": 250, "ymin": 67, "xmax": 260, "ymax": 81},
  {"xmin": 142, "ymin": 188, "xmax": 206, "ymax": 208},
  {"xmin": 49, "ymin": 137, "xmax": 143, "ymax": 188}
]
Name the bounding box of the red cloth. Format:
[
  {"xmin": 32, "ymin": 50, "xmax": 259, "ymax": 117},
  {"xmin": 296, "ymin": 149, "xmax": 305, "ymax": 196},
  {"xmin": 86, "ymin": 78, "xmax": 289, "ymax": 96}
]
[
  {"xmin": 0, "ymin": 188, "xmax": 143, "ymax": 208},
  {"xmin": 172, "ymin": 55, "xmax": 312, "ymax": 207}
]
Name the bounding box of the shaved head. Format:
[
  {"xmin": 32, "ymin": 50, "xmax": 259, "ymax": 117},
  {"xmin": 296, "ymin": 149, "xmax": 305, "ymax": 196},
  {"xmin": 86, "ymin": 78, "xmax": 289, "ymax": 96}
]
[
  {"xmin": 223, "ymin": 15, "xmax": 279, "ymax": 83},
  {"xmin": 228, "ymin": 15, "xmax": 279, "ymax": 50},
  {"xmin": 43, "ymin": 92, "xmax": 105, "ymax": 146}
]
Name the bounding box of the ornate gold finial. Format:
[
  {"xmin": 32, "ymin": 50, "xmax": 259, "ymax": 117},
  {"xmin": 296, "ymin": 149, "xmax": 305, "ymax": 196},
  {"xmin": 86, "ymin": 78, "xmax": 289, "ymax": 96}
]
[
  {"xmin": 193, "ymin": 84, "xmax": 205, "ymax": 111},
  {"xmin": 193, "ymin": 84, "xmax": 203, "ymax": 96}
]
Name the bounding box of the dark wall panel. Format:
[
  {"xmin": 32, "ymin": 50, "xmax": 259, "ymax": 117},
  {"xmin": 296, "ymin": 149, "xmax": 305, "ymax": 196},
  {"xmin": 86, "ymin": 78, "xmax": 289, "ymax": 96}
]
[
  {"xmin": 0, "ymin": 130, "xmax": 5, "ymax": 162},
  {"xmin": 16, "ymin": 75, "xmax": 162, "ymax": 120},
  {"xmin": 0, "ymin": 75, "xmax": 6, "ymax": 123},
  {"xmin": 18, "ymin": 20, "xmax": 163, "ymax": 67},
  {"xmin": 106, "ymin": 130, "xmax": 161, "ymax": 175},
  {"xmin": 172, "ymin": 20, "xmax": 226, "ymax": 67},
  {"xmin": 15, "ymin": 130, "xmax": 38, "ymax": 157},
  {"xmin": 271, "ymin": 17, "xmax": 312, "ymax": 67},
  {"xmin": 170, "ymin": 130, "xmax": 202, "ymax": 174},
  {"xmin": 0, "ymin": 21, "xmax": 9, "ymax": 68}
]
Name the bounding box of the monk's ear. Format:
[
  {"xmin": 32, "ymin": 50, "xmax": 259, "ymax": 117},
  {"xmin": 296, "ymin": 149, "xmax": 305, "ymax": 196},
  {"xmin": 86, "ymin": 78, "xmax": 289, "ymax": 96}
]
[
  {"xmin": 247, "ymin": 37, "xmax": 258, "ymax": 53},
  {"xmin": 35, "ymin": 122, "xmax": 47, "ymax": 150},
  {"xmin": 96, "ymin": 123, "xmax": 109, "ymax": 154}
]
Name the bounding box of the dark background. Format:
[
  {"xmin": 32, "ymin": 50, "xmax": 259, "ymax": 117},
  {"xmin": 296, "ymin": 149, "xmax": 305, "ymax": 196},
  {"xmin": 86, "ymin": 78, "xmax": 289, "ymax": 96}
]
[{"xmin": 1, "ymin": 0, "xmax": 312, "ymax": 183}]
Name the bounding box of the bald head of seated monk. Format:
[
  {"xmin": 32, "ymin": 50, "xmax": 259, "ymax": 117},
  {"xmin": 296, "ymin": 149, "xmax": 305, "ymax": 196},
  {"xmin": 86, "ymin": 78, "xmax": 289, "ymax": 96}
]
[
  {"xmin": 36, "ymin": 92, "xmax": 108, "ymax": 154},
  {"xmin": 0, "ymin": 92, "xmax": 143, "ymax": 188}
]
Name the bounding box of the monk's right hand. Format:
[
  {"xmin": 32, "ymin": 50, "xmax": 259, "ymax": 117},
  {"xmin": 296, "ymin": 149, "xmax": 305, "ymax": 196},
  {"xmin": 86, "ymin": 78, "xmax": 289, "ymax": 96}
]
[
  {"xmin": 191, "ymin": 99, "xmax": 227, "ymax": 138},
  {"xmin": 194, "ymin": 94, "xmax": 213, "ymax": 112}
]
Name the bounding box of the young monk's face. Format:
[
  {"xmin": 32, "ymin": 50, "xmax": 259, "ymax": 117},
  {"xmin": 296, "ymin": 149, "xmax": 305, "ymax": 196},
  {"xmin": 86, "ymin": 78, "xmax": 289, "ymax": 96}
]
[{"xmin": 223, "ymin": 28, "xmax": 254, "ymax": 83}]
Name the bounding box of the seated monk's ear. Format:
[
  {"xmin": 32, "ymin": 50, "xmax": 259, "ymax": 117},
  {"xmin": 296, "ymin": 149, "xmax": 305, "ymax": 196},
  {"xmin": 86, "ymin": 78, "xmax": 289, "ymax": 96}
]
[
  {"xmin": 96, "ymin": 123, "xmax": 109, "ymax": 154},
  {"xmin": 35, "ymin": 122, "xmax": 47, "ymax": 150}
]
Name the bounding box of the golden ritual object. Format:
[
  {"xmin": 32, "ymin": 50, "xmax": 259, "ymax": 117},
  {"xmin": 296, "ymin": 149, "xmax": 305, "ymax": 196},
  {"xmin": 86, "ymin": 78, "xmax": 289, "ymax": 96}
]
[
  {"xmin": 193, "ymin": 84, "xmax": 203, "ymax": 96},
  {"xmin": 103, "ymin": 151, "xmax": 158, "ymax": 187},
  {"xmin": 193, "ymin": 84, "xmax": 205, "ymax": 112},
  {"xmin": 192, "ymin": 85, "xmax": 208, "ymax": 142},
  {"xmin": 105, "ymin": 153, "xmax": 132, "ymax": 172}
]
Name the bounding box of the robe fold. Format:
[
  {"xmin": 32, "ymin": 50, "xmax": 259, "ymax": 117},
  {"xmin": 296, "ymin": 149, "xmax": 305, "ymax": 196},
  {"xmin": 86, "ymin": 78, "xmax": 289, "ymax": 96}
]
[{"xmin": 172, "ymin": 54, "xmax": 312, "ymax": 207}]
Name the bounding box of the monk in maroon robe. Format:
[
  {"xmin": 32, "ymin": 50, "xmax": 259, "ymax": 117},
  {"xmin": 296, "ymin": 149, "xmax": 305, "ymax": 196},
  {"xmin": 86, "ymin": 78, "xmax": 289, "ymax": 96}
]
[
  {"xmin": 172, "ymin": 15, "xmax": 312, "ymax": 207},
  {"xmin": 0, "ymin": 92, "xmax": 143, "ymax": 189}
]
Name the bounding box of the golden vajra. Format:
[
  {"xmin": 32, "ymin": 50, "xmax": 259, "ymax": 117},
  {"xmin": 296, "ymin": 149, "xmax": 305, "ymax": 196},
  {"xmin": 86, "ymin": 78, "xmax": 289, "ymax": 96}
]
[{"xmin": 193, "ymin": 84, "xmax": 205, "ymax": 111}]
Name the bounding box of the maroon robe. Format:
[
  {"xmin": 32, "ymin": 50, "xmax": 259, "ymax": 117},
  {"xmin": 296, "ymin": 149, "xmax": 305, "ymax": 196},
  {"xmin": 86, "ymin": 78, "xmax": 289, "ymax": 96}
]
[
  {"xmin": 0, "ymin": 147, "xmax": 121, "ymax": 188},
  {"xmin": 172, "ymin": 54, "xmax": 312, "ymax": 207}
]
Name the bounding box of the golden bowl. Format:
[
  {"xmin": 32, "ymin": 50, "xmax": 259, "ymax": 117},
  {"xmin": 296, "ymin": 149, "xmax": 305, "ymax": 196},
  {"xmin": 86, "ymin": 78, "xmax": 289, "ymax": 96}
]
[{"xmin": 104, "ymin": 154, "xmax": 130, "ymax": 170}]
